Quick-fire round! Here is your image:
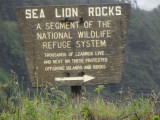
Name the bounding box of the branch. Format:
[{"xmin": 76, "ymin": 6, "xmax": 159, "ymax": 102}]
[{"xmin": 118, "ymin": 113, "xmax": 135, "ymax": 120}]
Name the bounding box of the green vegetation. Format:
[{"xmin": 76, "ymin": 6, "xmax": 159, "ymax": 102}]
[
  {"xmin": 0, "ymin": 68, "xmax": 12, "ymax": 84},
  {"xmin": 120, "ymin": 7, "xmax": 160, "ymax": 91},
  {"xmin": 0, "ymin": 79, "xmax": 160, "ymax": 120}
]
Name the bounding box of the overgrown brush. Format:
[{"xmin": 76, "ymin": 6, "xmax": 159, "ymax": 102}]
[{"xmin": 0, "ymin": 73, "xmax": 160, "ymax": 120}]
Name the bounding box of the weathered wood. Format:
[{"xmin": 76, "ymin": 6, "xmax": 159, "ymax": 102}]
[
  {"xmin": 71, "ymin": 86, "xmax": 82, "ymax": 106},
  {"xmin": 15, "ymin": 4, "xmax": 130, "ymax": 87},
  {"xmin": 71, "ymin": 86, "xmax": 81, "ymax": 97}
]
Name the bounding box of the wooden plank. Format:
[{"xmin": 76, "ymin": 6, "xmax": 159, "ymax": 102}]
[{"xmin": 15, "ymin": 4, "xmax": 130, "ymax": 87}]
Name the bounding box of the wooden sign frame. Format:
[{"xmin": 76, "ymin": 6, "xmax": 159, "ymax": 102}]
[{"xmin": 15, "ymin": 4, "xmax": 130, "ymax": 87}]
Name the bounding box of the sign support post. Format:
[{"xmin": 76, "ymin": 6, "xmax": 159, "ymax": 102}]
[{"xmin": 71, "ymin": 86, "xmax": 82, "ymax": 106}]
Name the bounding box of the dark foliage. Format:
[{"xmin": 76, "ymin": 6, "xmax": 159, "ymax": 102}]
[{"xmin": 0, "ymin": 0, "xmax": 160, "ymax": 92}]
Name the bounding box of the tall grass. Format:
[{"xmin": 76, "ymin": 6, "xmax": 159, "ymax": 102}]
[{"xmin": 0, "ymin": 73, "xmax": 160, "ymax": 120}]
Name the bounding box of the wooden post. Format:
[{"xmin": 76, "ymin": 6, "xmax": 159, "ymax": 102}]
[{"xmin": 71, "ymin": 86, "xmax": 82, "ymax": 107}]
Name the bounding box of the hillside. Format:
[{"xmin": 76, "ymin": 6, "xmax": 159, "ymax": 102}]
[
  {"xmin": 0, "ymin": 0, "xmax": 160, "ymax": 92},
  {"xmin": 121, "ymin": 7, "xmax": 160, "ymax": 91}
]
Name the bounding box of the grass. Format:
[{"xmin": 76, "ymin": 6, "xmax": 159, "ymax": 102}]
[{"xmin": 0, "ymin": 73, "xmax": 160, "ymax": 119}]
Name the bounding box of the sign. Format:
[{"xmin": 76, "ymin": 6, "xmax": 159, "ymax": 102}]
[{"xmin": 15, "ymin": 4, "xmax": 130, "ymax": 87}]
